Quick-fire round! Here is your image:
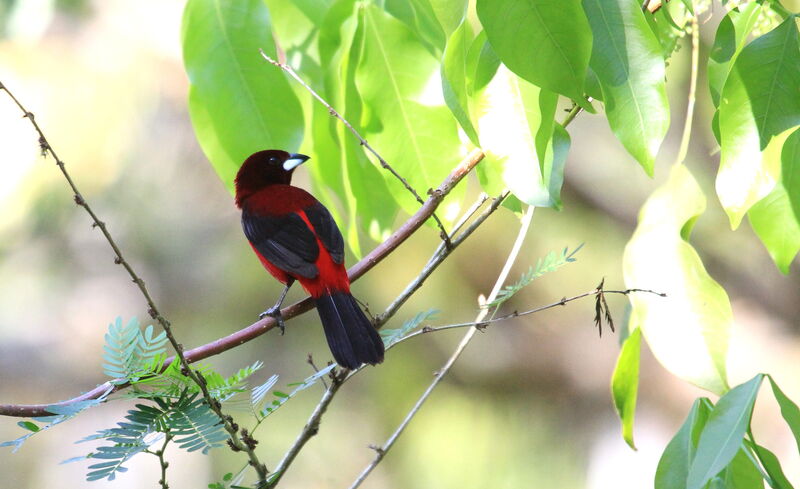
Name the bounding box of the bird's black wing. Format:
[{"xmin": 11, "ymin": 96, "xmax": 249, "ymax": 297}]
[
  {"xmin": 242, "ymin": 208, "xmax": 319, "ymax": 279},
  {"xmin": 304, "ymin": 201, "xmax": 345, "ymax": 264}
]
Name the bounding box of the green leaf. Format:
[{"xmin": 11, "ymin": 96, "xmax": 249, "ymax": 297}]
[
  {"xmin": 611, "ymin": 326, "xmax": 642, "ymax": 450},
  {"xmin": 748, "ymin": 185, "xmax": 800, "ymax": 274},
  {"xmin": 686, "ymin": 374, "xmax": 764, "ymax": 489},
  {"xmin": 356, "ymin": 4, "xmax": 463, "ymax": 216},
  {"xmin": 383, "ymin": 0, "xmax": 447, "ymax": 55},
  {"xmin": 783, "ymin": 127, "xmax": 800, "ymax": 224},
  {"xmin": 747, "ymin": 441, "xmax": 795, "ymax": 489},
  {"xmin": 256, "ymin": 364, "xmax": 336, "ymax": 418},
  {"xmin": 476, "ymin": 0, "xmax": 592, "ymax": 101},
  {"xmin": 624, "ymin": 165, "xmax": 731, "ymax": 394},
  {"xmin": 442, "ymin": 20, "xmax": 480, "ymax": 145},
  {"xmin": 717, "ymin": 447, "xmax": 765, "ymax": 489},
  {"xmin": 717, "ymin": 15, "xmax": 800, "ymax": 228},
  {"xmin": 707, "ymin": 2, "xmax": 763, "ymax": 108},
  {"xmin": 486, "ymin": 245, "xmax": 581, "ymax": 308},
  {"xmin": 466, "ymin": 31, "xmax": 500, "ymax": 95},
  {"xmin": 475, "ymin": 65, "xmax": 560, "ymax": 206},
  {"xmin": 182, "ymin": 0, "xmax": 304, "ymax": 191},
  {"xmin": 380, "ymin": 309, "xmax": 439, "ymax": 347},
  {"xmin": 768, "ymin": 376, "xmax": 800, "ymax": 454},
  {"xmin": 428, "ymin": 0, "xmax": 468, "ymax": 38},
  {"xmin": 542, "ymin": 123, "xmax": 570, "ymax": 210},
  {"xmin": 310, "ymin": 0, "xmax": 398, "ymax": 254},
  {"xmin": 16, "ymin": 421, "xmax": 39, "ymax": 433},
  {"xmin": 582, "ymin": 0, "xmax": 670, "ymax": 175},
  {"xmin": 655, "ymin": 398, "xmax": 713, "ymax": 489}
]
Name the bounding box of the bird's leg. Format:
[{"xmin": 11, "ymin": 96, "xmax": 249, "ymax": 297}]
[{"xmin": 259, "ymin": 279, "xmax": 294, "ymax": 335}]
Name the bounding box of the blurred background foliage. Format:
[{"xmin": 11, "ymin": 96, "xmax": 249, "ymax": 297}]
[{"xmin": 0, "ymin": 0, "xmax": 799, "ymax": 488}]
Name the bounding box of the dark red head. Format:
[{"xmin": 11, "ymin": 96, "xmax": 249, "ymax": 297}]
[{"xmin": 234, "ymin": 149, "xmax": 310, "ymax": 207}]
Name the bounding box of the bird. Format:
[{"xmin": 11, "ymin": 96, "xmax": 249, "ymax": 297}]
[{"xmin": 234, "ymin": 149, "xmax": 385, "ymax": 370}]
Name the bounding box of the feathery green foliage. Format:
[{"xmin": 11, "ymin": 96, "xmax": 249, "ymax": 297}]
[
  {"xmin": 380, "ymin": 309, "xmax": 440, "ymax": 347},
  {"xmin": 75, "ymin": 392, "xmax": 227, "ymax": 481},
  {"xmin": 486, "ymin": 245, "xmax": 582, "ymax": 309},
  {"xmin": 102, "ymin": 317, "xmax": 168, "ymax": 384}
]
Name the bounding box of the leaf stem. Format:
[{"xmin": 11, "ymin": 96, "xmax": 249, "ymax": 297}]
[{"xmin": 674, "ymin": 1, "xmax": 699, "ymax": 167}]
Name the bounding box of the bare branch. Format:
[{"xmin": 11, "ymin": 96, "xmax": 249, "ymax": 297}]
[{"xmin": 259, "ymin": 49, "xmax": 454, "ymax": 248}]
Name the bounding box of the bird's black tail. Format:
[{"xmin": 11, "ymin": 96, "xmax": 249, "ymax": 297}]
[{"xmin": 315, "ymin": 292, "xmax": 385, "ymax": 369}]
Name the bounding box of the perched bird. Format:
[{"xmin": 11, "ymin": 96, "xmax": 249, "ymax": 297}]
[{"xmin": 234, "ymin": 149, "xmax": 384, "ymax": 369}]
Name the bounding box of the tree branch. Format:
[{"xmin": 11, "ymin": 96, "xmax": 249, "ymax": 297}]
[
  {"xmin": 0, "ymin": 81, "xmax": 272, "ymax": 483},
  {"xmin": 0, "ymin": 147, "xmax": 485, "ymax": 418},
  {"xmin": 259, "ymin": 49, "xmax": 454, "ymax": 248}
]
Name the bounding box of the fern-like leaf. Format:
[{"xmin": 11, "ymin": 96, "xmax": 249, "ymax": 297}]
[
  {"xmin": 102, "ymin": 317, "xmax": 168, "ymax": 384},
  {"xmin": 256, "ymin": 365, "xmax": 336, "ymax": 419},
  {"xmin": 485, "ymin": 244, "xmax": 583, "ymax": 309},
  {"xmin": 169, "ymin": 395, "xmax": 227, "ymax": 454},
  {"xmin": 0, "ymin": 388, "xmax": 112, "ymax": 453},
  {"xmin": 380, "ymin": 309, "xmax": 439, "ymax": 347},
  {"xmin": 82, "ymin": 402, "xmax": 170, "ymax": 481}
]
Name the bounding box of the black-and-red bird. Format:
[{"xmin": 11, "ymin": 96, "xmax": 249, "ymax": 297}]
[{"xmin": 234, "ymin": 149, "xmax": 384, "ymax": 369}]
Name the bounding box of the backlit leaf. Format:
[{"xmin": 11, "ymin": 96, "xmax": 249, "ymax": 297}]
[
  {"xmin": 624, "ymin": 165, "xmax": 730, "ymax": 394},
  {"xmin": 582, "ymin": 0, "xmax": 669, "ymax": 175}
]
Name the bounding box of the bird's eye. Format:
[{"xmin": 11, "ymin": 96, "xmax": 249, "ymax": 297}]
[{"xmin": 269, "ymin": 157, "xmax": 278, "ymax": 164}]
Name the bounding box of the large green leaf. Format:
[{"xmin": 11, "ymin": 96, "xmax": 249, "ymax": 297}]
[
  {"xmin": 748, "ymin": 185, "xmax": 800, "ymax": 274},
  {"xmin": 624, "ymin": 165, "xmax": 731, "ymax": 394},
  {"xmin": 783, "ymin": 127, "xmax": 800, "ymax": 224},
  {"xmin": 312, "ymin": 0, "xmax": 398, "ymax": 254},
  {"xmin": 655, "ymin": 398, "xmax": 712, "ymax": 489},
  {"xmin": 475, "ymin": 65, "xmax": 562, "ymax": 207},
  {"xmin": 428, "ymin": 0, "xmax": 468, "ymax": 38},
  {"xmin": 356, "ymin": 4, "xmax": 463, "ymax": 216},
  {"xmin": 717, "ymin": 15, "xmax": 800, "ymax": 228},
  {"xmin": 707, "ymin": 2, "xmax": 763, "ymax": 109},
  {"xmin": 476, "ymin": 0, "xmax": 592, "ymax": 101},
  {"xmin": 715, "ymin": 447, "xmax": 765, "ymax": 489},
  {"xmin": 611, "ymin": 326, "xmax": 641, "ymax": 450},
  {"xmin": 442, "ymin": 20, "xmax": 480, "ymax": 145},
  {"xmin": 768, "ymin": 376, "xmax": 800, "ymax": 454},
  {"xmin": 182, "ymin": 0, "xmax": 304, "ymax": 191},
  {"xmin": 582, "ymin": 0, "xmax": 669, "ymax": 175},
  {"xmin": 383, "ymin": 0, "xmax": 447, "ymax": 55},
  {"xmin": 747, "ymin": 441, "xmax": 795, "ymax": 489},
  {"xmin": 687, "ymin": 374, "xmax": 764, "ymax": 489}
]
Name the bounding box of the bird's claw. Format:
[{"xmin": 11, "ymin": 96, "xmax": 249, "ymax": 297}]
[{"xmin": 259, "ymin": 306, "xmax": 286, "ymax": 335}]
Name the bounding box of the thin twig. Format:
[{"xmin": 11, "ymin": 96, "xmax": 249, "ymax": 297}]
[
  {"xmin": 0, "ymin": 149, "xmax": 485, "ymax": 418},
  {"xmin": 0, "ymin": 82, "xmax": 271, "ymax": 483},
  {"xmin": 391, "ymin": 288, "xmax": 665, "ymax": 344},
  {"xmin": 348, "ymin": 205, "xmax": 537, "ymax": 489},
  {"xmin": 674, "ymin": 0, "xmax": 699, "ymax": 167},
  {"xmin": 258, "ymin": 49, "xmax": 454, "ymax": 248},
  {"xmin": 307, "ymin": 354, "xmax": 328, "ymax": 390},
  {"xmin": 266, "ymin": 371, "xmax": 346, "ymax": 488},
  {"xmin": 155, "ymin": 432, "xmax": 172, "ymax": 489}
]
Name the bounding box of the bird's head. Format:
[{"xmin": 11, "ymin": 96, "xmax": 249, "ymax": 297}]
[{"xmin": 234, "ymin": 149, "xmax": 310, "ymax": 206}]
